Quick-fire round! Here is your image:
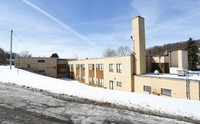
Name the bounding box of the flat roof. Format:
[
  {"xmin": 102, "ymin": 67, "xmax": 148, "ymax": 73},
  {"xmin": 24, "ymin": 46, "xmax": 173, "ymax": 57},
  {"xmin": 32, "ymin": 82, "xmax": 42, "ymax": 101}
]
[
  {"xmin": 137, "ymin": 72, "xmax": 200, "ymax": 82},
  {"xmin": 68, "ymin": 54, "xmax": 134, "ymax": 62}
]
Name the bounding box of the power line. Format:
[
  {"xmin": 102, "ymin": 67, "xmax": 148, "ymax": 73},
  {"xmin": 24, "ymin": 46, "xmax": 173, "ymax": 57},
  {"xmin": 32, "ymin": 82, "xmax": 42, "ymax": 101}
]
[{"xmin": 13, "ymin": 32, "xmax": 30, "ymax": 51}]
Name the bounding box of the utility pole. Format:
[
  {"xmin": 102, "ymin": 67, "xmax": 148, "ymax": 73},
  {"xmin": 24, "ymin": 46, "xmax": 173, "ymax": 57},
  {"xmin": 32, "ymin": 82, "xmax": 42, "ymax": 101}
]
[{"xmin": 10, "ymin": 30, "xmax": 13, "ymax": 70}]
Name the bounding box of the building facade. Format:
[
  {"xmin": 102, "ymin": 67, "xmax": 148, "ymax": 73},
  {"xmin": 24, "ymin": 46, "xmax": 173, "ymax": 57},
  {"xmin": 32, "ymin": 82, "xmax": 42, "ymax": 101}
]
[
  {"xmin": 15, "ymin": 57, "xmax": 73, "ymax": 78},
  {"xmin": 68, "ymin": 55, "xmax": 135, "ymax": 92}
]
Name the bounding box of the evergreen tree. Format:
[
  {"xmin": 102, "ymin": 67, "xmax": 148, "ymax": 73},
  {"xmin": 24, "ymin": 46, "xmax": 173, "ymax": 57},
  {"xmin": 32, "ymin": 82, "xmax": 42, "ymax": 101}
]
[
  {"xmin": 50, "ymin": 53, "xmax": 59, "ymax": 58},
  {"xmin": 185, "ymin": 38, "xmax": 199, "ymax": 70}
]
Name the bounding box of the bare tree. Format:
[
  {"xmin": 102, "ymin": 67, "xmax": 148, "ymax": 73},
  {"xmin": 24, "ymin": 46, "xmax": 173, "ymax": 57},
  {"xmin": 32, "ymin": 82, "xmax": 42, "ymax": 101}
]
[
  {"xmin": 20, "ymin": 51, "xmax": 32, "ymax": 57},
  {"xmin": 103, "ymin": 48, "xmax": 117, "ymax": 57},
  {"xmin": 116, "ymin": 46, "xmax": 132, "ymax": 56},
  {"xmin": 103, "ymin": 46, "xmax": 132, "ymax": 57}
]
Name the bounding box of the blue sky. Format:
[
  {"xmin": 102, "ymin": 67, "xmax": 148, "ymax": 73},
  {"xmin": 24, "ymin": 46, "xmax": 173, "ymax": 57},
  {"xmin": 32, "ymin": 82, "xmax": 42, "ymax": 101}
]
[{"xmin": 0, "ymin": 0, "xmax": 200, "ymax": 59}]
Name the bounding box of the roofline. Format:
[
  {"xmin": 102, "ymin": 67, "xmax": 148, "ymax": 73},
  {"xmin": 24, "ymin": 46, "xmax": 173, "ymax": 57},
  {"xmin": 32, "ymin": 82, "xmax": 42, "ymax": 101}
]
[{"xmin": 69, "ymin": 54, "xmax": 134, "ymax": 62}]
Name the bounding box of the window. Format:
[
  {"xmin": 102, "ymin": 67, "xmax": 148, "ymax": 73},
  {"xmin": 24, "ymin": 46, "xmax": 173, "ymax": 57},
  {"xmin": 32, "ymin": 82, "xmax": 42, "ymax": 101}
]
[
  {"xmin": 71, "ymin": 64, "xmax": 74, "ymax": 69},
  {"xmin": 161, "ymin": 63, "xmax": 165, "ymax": 69},
  {"xmin": 99, "ymin": 79, "xmax": 104, "ymax": 86},
  {"xmin": 76, "ymin": 74, "xmax": 79, "ymax": 79},
  {"xmin": 82, "ymin": 76, "xmax": 85, "ymax": 81},
  {"xmin": 161, "ymin": 63, "xmax": 169, "ymax": 69},
  {"xmin": 89, "ymin": 64, "xmax": 92, "ymax": 70},
  {"xmin": 161, "ymin": 88, "xmax": 171, "ymax": 96},
  {"xmin": 89, "ymin": 77, "xmax": 92, "ymax": 83},
  {"xmin": 58, "ymin": 68, "xmax": 66, "ymax": 73},
  {"xmin": 38, "ymin": 70, "xmax": 45, "ymax": 73},
  {"xmin": 117, "ymin": 82, "xmax": 122, "ymax": 87},
  {"xmin": 79, "ymin": 75, "xmax": 81, "ymax": 80},
  {"xmin": 99, "ymin": 64, "xmax": 103, "ymax": 71},
  {"xmin": 79, "ymin": 64, "xmax": 81, "ymax": 69},
  {"xmin": 38, "ymin": 60, "xmax": 45, "ymax": 63},
  {"xmin": 57, "ymin": 61, "xmax": 66, "ymax": 64},
  {"xmin": 93, "ymin": 77, "xmax": 95, "ymax": 84},
  {"xmin": 143, "ymin": 85, "xmax": 151, "ymax": 92},
  {"xmin": 109, "ymin": 64, "xmax": 113, "ymax": 72},
  {"xmin": 70, "ymin": 73, "xmax": 74, "ymax": 78},
  {"xmin": 82, "ymin": 64, "xmax": 85, "ymax": 69},
  {"xmin": 92, "ymin": 64, "xmax": 95, "ymax": 70},
  {"xmin": 27, "ymin": 64, "xmax": 30, "ymax": 68},
  {"xmin": 76, "ymin": 64, "xmax": 79, "ymax": 69},
  {"xmin": 117, "ymin": 64, "xmax": 122, "ymax": 73},
  {"xmin": 96, "ymin": 78, "xmax": 98, "ymax": 84},
  {"xmin": 96, "ymin": 64, "xmax": 98, "ymax": 71}
]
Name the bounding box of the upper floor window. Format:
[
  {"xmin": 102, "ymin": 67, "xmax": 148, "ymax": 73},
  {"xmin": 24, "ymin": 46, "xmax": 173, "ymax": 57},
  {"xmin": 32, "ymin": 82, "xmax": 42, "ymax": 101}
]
[
  {"xmin": 82, "ymin": 64, "xmax": 85, "ymax": 69},
  {"xmin": 76, "ymin": 64, "xmax": 79, "ymax": 69},
  {"xmin": 89, "ymin": 64, "xmax": 92, "ymax": 70},
  {"xmin": 71, "ymin": 64, "xmax": 74, "ymax": 68},
  {"xmin": 96, "ymin": 64, "xmax": 98, "ymax": 71},
  {"xmin": 57, "ymin": 61, "xmax": 66, "ymax": 64},
  {"xmin": 99, "ymin": 64, "xmax": 103, "ymax": 71},
  {"xmin": 38, "ymin": 60, "xmax": 45, "ymax": 63},
  {"xmin": 109, "ymin": 64, "xmax": 113, "ymax": 72},
  {"xmin": 116, "ymin": 64, "xmax": 122, "ymax": 73}
]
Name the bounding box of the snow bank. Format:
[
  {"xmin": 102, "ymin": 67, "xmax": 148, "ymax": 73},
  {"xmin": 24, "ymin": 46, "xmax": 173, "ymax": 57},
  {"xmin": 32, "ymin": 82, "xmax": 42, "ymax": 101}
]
[{"xmin": 0, "ymin": 66, "xmax": 200, "ymax": 121}]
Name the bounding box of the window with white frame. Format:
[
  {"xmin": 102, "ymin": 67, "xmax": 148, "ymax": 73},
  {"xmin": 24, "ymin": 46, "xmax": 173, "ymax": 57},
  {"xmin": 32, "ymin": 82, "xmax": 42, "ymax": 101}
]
[
  {"xmin": 99, "ymin": 78, "xmax": 104, "ymax": 86},
  {"xmin": 116, "ymin": 64, "xmax": 122, "ymax": 73},
  {"xmin": 117, "ymin": 82, "xmax": 122, "ymax": 87},
  {"xmin": 161, "ymin": 88, "xmax": 171, "ymax": 96},
  {"xmin": 82, "ymin": 64, "xmax": 85, "ymax": 69},
  {"xmin": 96, "ymin": 64, "xmax": 98, "ymax": 71},
  {"xmin": 76, "ymin": 74, "xmax": 78, "ymax": 79},
  {"xmin": 71, "ymin": 64, "xmax": 74, "ymax": 69},
  {"xmin": 93, "ymin": 77, "xmax": 95, "ymax": 84},
  {"xmin": 99, "ymin": 64, "xmax": 103, "ymax": 71},
  {"xmin": 89, "ymin": 77, "xmax": 92, "ymax": 83},
  {"xmin": 96, "ymin": 78, "xmax": 98, "ymax": 84},
  {"xmin": 79, "ymin": 75, "xmax": 81, "ymax": 80},
  {"xmin": 79, "ymin": 64, "xmax": 81, "ymax": 69},
  {"xmin": 76, "ymin": 64, "xmax": 79, "ymax": 69},
  {"xmin": 143, "ymin": 85, "xmax": 151, "ymax": 92},
  {"xmin": 82, "ymin": 76, "xmax": 85, "ymax": 81},
  {"xmin": 109, "ymin": 64, "xmax": 113, "ymax": 72},
  {"xmin": 89, "ymin": 64, "xmax": 92, "ymax": 70}
]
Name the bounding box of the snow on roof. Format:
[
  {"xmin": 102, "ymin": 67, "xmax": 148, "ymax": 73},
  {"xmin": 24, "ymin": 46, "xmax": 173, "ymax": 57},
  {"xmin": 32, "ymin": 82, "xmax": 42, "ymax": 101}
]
[{"xmin": 140, "ymin": 72, "xmax": 200, "ymax": 82}]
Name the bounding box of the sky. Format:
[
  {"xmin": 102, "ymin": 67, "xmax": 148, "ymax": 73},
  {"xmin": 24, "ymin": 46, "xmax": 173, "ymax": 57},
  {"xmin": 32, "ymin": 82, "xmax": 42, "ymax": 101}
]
[{"xmin": 0, "ymin": 0, "xmax": 200, "ymax": 59}]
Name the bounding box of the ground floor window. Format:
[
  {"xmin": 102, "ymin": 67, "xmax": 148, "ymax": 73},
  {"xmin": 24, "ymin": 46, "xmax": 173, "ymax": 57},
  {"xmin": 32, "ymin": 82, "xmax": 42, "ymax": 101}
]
[
  {"xmin": 161, "ymin": 88, "xmax": 171, "ymax": 96},
  {"xmin": 82, "ymin": 76, "xmax": 85, "ymax": 81},
  {"xmin": 79, "ymin": 75, "xmax": 81, "ymax": 80},
  {"xmin": 143, "ymin": 85, "xmax": 151, "ymax": 92},
  {"xmin": 96, "ymin": 78, "xmax": 98, "ymax": 84},
  {"xmin": 93, "ymin": 77, "xmax": 95, "ymax": 84},
  {"xmin": 99, "ymin": 78, "xmax": 104, "ymax": 86},
  {"xmin": 89, "ymin": 77, "xmax": 92, "ymax": 83},
  {"xmin": 117, "ymin": 82, "xmax": 122, "ymax": 87},
  {"xmin": 76, "ymin": 74, "xmax": 78, "ymax": 79}
]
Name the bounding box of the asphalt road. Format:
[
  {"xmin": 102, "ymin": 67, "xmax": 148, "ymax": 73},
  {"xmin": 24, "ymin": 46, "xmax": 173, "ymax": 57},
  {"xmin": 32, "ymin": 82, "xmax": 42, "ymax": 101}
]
[{"xmin": 0, "ymin": 82, "xmax": 191, "ymax": 124}]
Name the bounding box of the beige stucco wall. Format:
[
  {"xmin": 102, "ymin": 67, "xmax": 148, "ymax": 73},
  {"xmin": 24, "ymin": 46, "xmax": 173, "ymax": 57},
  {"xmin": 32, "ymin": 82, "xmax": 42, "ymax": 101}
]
[
  {"xmin": 15, "ymin": 57, "xmax": 58, "ymax": 78},
  {"xmin": 152, "ymin": 56, "xmax": 169, "ymax": 63},
  {"xmin": 68, "ymin": 55, "xmax": 134, "ymax": 92},
  {"xmin": 134, "ymin": 75, "xmax": 199, "ymax": 100},
  {"xmin": 132, "ymin": 16, "xmax": 146, "ymax": 75},
  {"xmin": 170, "ymin": 50, "xmax": 188, "ymax": 69}
]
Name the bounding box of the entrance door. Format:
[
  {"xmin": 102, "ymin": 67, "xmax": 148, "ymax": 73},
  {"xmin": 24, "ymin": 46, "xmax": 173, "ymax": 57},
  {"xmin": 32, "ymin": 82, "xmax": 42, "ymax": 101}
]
[{"xmin": 109, "ymin": 80, "xmax": 114, "ymax": 90}]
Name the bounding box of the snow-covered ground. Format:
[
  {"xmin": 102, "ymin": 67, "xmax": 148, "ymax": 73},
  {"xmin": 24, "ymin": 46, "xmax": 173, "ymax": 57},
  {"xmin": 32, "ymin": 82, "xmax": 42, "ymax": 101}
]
[{"xmin": 0, "ymin": 66, "xmax": 200, "ymax": 121}]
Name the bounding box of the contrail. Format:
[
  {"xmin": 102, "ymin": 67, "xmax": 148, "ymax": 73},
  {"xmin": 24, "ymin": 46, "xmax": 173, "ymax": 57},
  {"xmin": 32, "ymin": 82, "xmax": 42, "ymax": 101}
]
[{"xmin": 22, "ymin": 0, "xmax": 96, "ymax": 47}]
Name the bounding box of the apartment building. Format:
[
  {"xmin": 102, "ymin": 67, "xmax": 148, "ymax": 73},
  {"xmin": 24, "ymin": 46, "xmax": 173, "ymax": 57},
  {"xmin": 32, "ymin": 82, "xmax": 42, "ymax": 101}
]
[{"xmin": 15, "ymin": 57, "xmax": 73, "ymax": 78}]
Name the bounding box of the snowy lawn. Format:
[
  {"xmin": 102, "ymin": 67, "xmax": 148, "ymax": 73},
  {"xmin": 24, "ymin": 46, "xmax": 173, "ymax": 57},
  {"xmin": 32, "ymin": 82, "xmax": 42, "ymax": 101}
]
[{"xmin": 0, "ymin": 66, "xmax": 200, "ymax": 121}]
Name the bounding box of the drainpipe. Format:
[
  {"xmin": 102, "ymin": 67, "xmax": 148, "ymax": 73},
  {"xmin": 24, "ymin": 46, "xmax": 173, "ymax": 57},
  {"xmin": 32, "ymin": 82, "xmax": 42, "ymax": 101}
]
[{"xmin": 186, "ymin": 71, "xmax": 190, "ymax": 99}]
